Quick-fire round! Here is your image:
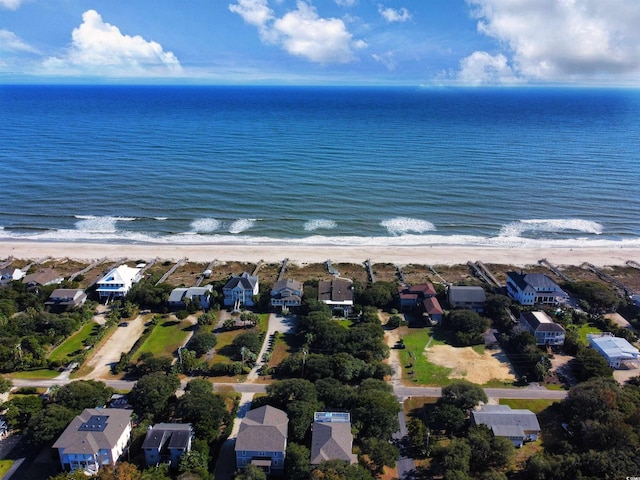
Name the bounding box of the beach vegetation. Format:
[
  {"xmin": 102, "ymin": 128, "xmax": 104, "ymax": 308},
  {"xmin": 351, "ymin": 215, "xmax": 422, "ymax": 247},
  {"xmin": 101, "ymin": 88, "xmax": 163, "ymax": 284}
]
[
  {"xmin": 562, "ymin": 281, "xmax": 620, "ymax": 314},
  {"xmin": 442, "ymin": 309, "xmax": 490, "ymax": 346},
  {"xmin": 132, "ymin": 317, "xmax": 192, "ymax": 361},
  {"xmin": 129, "ymin": 371, "xmax": 180, "ymax": 420}
]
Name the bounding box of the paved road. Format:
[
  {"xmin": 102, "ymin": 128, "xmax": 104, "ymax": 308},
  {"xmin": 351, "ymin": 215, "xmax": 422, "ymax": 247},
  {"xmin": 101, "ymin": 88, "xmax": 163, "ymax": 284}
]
[{"xmin": 392, "ymin": 410, "xmax": 415, "ymax": 479}]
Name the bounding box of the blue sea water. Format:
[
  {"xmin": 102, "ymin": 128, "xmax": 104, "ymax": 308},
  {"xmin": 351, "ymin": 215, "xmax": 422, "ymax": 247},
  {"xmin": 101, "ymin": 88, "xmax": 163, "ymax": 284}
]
[{"xmin": 0, "ymin": 85, "xmax": 639, "ymax": 248}]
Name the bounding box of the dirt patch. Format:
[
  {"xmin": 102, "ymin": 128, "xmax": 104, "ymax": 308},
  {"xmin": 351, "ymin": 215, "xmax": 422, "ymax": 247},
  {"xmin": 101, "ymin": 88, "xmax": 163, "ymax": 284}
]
[
  {"xmin": 81, "ymin": 315, "xmax": 149, "ymax": 379},
  {"xmin": 426, "ymin": 344, "xmax": 516, "ymax": 384}
]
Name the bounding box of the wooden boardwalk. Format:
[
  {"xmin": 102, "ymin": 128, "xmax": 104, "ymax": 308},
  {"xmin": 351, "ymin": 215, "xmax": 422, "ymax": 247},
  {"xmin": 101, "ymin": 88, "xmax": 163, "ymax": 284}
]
[{"xmin": 155, "ymin": 257, "xmax": 187, "ymax": 286}]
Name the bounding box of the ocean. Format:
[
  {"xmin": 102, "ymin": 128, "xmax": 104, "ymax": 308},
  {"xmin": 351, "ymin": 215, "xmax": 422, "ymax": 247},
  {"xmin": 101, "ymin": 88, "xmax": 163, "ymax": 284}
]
[{"xmin": 1, "ymin": 85, "xmax": 639, "ymax": 249}]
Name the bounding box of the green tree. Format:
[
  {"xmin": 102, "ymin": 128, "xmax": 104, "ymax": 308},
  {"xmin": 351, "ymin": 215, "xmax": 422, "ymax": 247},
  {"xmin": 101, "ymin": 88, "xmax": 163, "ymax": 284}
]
[
  {"xmin": 353, "ymin": 387, "xmax": 400, "ymax": 440},
  {"xmin": 310, "ymin": 460, "xmax": 375, "ymax": 480},
  {"xmin": 140, "ymin": 464, "xmax": 171, "ymax": 480},
  {"xmin": 265, "ymin": 379, "xmax": 318, "ymax": 410},
  {"xmin": 360, "ymin": 437, "xmax": 399, "ymax": 474},
  {"xmin": 235, "ymin": 464, "xmax": 267, "ymax": 480},
  {"xmin": 574, "ymin": 345, "xmax": 613, "ymax": 381},
  {"xmin": 188, "ymin": 332, "xmax": 217, "ymax": 357},
  {"xmin": 176, "ymin": 379, "xmax": 229, "ymax": 443},
  {"xmin": 178, "ymin": 450, "xmax": 210, "ymax": 479},
  {"xmin": 0, "ymin": 376, "xmax": 12, "ymax": 393},
  {"xmin": 445, "ymin": 309, "xmax": 490, "ymax": 346},
  {"xmin": 55, "ymin": 380, "xmax": 113, "ymax": 412},
  {"xmin": 129, "ymin": 371, "xmax": 179, "ymax": 419},
  {"xmin": 285, "ymin": 443, "xmax": 312, "ymax": 480},
  {"xmin": 440, "ymin": 380, "xmax": 488, "ymax": 411},
  {"xmin": 232, "ymin": 331, "xmax": 262, "ymax": 357},
  {"xmin": 407, "ymin": 417, "xmax": 429, "ymax": 455},
  {"xmin": 25, "ymin": 403, "xmax": 76, "ymax": 446}
]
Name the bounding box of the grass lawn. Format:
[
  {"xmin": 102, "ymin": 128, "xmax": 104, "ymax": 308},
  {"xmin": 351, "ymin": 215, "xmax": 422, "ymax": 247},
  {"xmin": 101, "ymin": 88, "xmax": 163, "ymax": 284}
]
[
  {"xmin": 499, "ymin": 398, "xmax": 560, "ymax": 414},
  {"xmin": 576, "ymin": 324, "xmax": 602, "ymax": 345},
  {"xmin": 399, "ymin": 326, "xmax": 451, "ymax": 386},
  {"xmin": 48, "ymin": 321, "xmax": 100, "ymax": 363},
  {"xmin": 7, "ymin": 369, "xmax": 59, "ymax": 379},
  {"xmin": 0, "ymin": 460, "xmax": 14, "ymax": 477},
  {"xmin": 133, "ymin": 318, "xmax": 193, "ymax": 360}
]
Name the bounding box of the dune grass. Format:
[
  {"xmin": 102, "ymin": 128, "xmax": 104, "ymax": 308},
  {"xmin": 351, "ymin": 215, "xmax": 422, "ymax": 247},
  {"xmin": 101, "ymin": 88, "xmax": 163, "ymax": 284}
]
[{"xmin": 48, "ymin": 321, "xmax": 99, "ymax": 363}]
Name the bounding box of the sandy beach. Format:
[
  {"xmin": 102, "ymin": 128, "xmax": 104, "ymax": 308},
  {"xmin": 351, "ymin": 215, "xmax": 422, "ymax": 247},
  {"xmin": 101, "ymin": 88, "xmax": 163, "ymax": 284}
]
[{"xmin": 1, "ymin": 240, "xmax": 638, "ymax": 267}]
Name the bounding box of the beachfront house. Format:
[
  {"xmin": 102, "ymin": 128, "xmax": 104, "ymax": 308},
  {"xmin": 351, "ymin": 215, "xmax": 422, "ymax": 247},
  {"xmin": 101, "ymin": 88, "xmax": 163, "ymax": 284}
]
[
  {"xmin": 270, "ymin": 278, "xmax": 303, "ymax": 309},
  {"xmin": 142, "ymin": 423, "xmax": 192, "ymax": 468},
  {"xmin": 95, "ymin": 265, "xmax": 142, "ymax": 302},
  {"xmin": 310, "ymin": 412, "xmax": 357, "ymax": 465},
  {"xmin": 22, "ymin": 268, "xmax": 64, "ymax": 287},
  {"xmin": 235, "ymin": 405, "xmax": 288, "ymax": 475},
  {"xmin": 398, "ymin": 283, "xmax": 444, "ymax": 324},
  {"xmin": 588, "ymin": 333, "xmax": 640, "ymax": 369},
  {"xmin": 223, "ymin": 272, "xmax": 259, "ymax": 309},
  {"xmin": 168, "ymin": 285, "xmax": 213, "ymax": 310},
  {"xmin": 53, "ymin": 408, "xmax": 132, "ymax": 475},
  {"xmin": 45, "ymin": 288, "xmax": 87, "ymax": 310},
  {"xmin": 0, "ymin": 267, "xmax": 25, "ymax": 286},
  {"xmin": 448, "ymin": 285, "xmax": 487, "ymax": 312},
  {"xmin": 506, "ymin": 271, "xmax": 569, "ymax": 306},
  {"xmin": 318, "ymin": 278, "xmax": 354, "ymax": 317},
  {"xmin": 471, "ymin": 405, "xmax": 540, "ymax": 448},
  {"xmin": 518, "ymin": 311, "xmax": 566, "ymax": 346}
]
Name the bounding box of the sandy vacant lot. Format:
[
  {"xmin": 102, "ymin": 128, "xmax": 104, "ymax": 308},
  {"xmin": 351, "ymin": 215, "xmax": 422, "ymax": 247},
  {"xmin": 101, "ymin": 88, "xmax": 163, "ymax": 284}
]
[
  {"xmin": 81, "ymin": 315, "xmax": 148, "ymax": 379},
  {"xmin": 426, "ymin": 344, "xmax": 516, "ymax": 384}
]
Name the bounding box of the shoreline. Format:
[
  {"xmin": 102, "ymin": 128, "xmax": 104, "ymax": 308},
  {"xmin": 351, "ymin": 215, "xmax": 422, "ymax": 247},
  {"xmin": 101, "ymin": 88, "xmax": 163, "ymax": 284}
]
[{"xmin": 1, "ymin": 240, "xmax": 638, "ymax": 267}]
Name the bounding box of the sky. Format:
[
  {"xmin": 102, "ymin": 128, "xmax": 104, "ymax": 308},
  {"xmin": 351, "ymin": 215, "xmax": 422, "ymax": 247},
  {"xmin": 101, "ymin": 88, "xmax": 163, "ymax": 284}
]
[{"xmin": 1, "ymin": 0, "xmax": 639, "ymax": 86}]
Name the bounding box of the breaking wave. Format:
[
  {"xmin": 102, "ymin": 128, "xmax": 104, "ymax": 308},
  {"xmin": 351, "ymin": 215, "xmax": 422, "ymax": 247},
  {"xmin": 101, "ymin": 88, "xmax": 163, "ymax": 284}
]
[
  {"xmin": 381, "ymin": 217, "xmax": 436, "ymax": 236},
  {"xmin": 304, "ymin": 219, "xmax": 337, "ymax": 231},
  {"xmin": 499, "ymin": 219, "xmax": 603, "ymax": 237}
]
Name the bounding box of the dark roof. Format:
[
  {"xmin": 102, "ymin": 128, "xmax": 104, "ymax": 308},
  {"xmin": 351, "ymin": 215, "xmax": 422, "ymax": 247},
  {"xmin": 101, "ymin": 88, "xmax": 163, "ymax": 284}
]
[
  {"xmin": 142, "ymin": 423, "xmax": 192, "ymax": 450},
  {"xmin": 318, "ymin": 278, "xmax": 354, "ymax": 303},
  {"xmin": 22, "ymin": 268, "xmax": 63, "ymax": 286},
  {"xmin": 448, "ymin": 286, "xmax": 486, "ymax": 304},
  {"xmin": 224, "ymin": 272, "xmax": 258, "ymax": 290},
  {"xmin": 507, "ymin": 271, "xmax": 566, "ymax": 294},
  {"xmin": 235, "ymin": 405, "xmax": 288, "ymax": 453},
  {"xmin": 45, "ymin": 288, "xmax": 86, "ymax": 306},
  {"xmin": 271, "ymin": 278, "xmax": 302, "ymax": 293}
]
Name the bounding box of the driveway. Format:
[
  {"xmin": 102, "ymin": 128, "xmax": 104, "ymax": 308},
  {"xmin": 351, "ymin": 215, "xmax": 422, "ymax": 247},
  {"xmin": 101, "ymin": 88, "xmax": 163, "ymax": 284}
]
[
  {"xmin": 80, "ymin": 314, "xmax": 149, "ymax": 379},
  {"xmin": 246, "ymin": 313, "xmax": 297, "ymax": 381}
]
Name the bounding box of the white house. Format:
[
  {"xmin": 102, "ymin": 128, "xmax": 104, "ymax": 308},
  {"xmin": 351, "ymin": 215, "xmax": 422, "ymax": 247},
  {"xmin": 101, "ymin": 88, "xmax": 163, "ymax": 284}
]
[
  {"xmin": 519, "ymin": 311, "xmax": 566, "ymax": 346},
  {"xmin": 46, "ymin": 288, "xmax": 87, "ymax": 310},
  {"xmin": 223, "ymin": 272, "xmax": 259, "ymax": 308},
  {"xmin": 472, "ymin": 405, "xmax": 540, "ymax": 448},
  {"xmin": 588, "ymin": 333, "xmax": 640, "ymax": 369},
  {"xmin": 53, "ymin": 409, "xmax": 132, "ymax": 475},
  {"xmin": 0, "ymin": 267, "xmax": 25, "ymax": 285},
  {"xmin": 270, "ymin": 278, "xmax": 303, "ymax": 309},
  {"xmin": 506, "ymin": 271, "xmax": 568, "ymax": 306},
  {"xmin": 168, "ymin": 285, "xmax": 213, "ymax": 310},
  {"xmin": 95, "ymin": 265, "xmax": 142, "ymax": 301}
]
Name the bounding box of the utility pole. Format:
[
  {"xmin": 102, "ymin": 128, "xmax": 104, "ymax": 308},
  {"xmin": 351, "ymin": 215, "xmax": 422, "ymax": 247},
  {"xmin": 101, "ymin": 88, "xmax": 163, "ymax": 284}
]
[{"xmin": 302, "ymin": 348, "xmax": 307, "ymax": 378}]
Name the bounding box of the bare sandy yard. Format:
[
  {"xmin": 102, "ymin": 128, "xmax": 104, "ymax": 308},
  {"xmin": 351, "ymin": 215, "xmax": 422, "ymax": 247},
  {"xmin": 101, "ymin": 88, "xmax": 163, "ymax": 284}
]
[
  {"xmin": 81, "ymin": 315, "xmax": 148, "ymax": 379},
  {"xmin": 426, "ymin": 344, "xmax": 516, "ymax": 384}
]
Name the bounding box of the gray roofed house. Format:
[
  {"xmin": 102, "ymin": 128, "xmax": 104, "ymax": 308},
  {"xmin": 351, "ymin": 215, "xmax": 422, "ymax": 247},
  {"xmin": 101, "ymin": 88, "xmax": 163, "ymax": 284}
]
[
  {"xmin": 53, "ymin": 408, "xmax": 132, "ymax": 474},
  {"xmin": 318, "ymin": 278, "xmax": 354, "ymax": 317},
  {"xmin": 235, "ymin": 405, "xmax": 288, "ymax": 475},
  {"xmin": 471, "ymin": 405, "xmax": 541, "ymax": 448},
  {"xmin": 45, "ymin": 288, "xmax": 87, "ymax": 310},
  {"xmin": 271, "ymin": 278, "xmax": 304, "ymax": 309},
  {"xmin": 588, "ymin": 333, "xmax": 640, "ymax": 369},
  {"xmin": 506, "ymin": 271, "xmax": 568, "ymax": 306},
  {"xmin": 310, "ymin": 412, "xmax": 357, "ymax": 465},
  {"xmin": 168, "ymin": 285, "xmax": 213, "ymax": 309},
  {"xmin": 22, "ymin": 268, "xmax": 64, "ymax": 287},
  {"xmin": 142, "ymin": 423, "xmax": 192, "ymax": 468},
  {"xmin": 223, "ymin": 272, "xmax": 259, "ymax": 308},
  {"xmin": 448, "ymin": 285, "xmax": 487, "ymax": 312},
  {"xmin": 0, "ymin": 267, "xmax": 25, "ymax": 285},
  {"xmin": 519, "ymin": 311, "xmax": 566, "ymax": 346}
]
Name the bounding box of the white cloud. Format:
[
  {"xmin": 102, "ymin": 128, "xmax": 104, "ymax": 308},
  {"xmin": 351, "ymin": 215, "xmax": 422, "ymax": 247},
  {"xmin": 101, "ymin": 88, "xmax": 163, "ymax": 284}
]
[
  {"xmin": 457, "ymin": 51, "xmax": 520, "ymax": 85},
  {"xmin": 229, "ymin": 0, "xmax": 366, "ymax": 64},
  {"xmin": 0, "ymin": 0, "xmax": 22, "ymax": 10},
  {"xmin": 42, "ymin": 10, "xmax": 182, "ymax": 77},
  {"xmin": 335, "ymin": 0, "xmax": 358, "ymax": 6},
  {"xmin": 466, "ymin": 0, "xmax": 640, "ymax": 82},
  {"xmin": 378, "ymin": 4, "xmax": 411, "ymax": 23},
  {"xmin": 372, "ymin": 51, "xmax": 397, "ymax": 70},
  {"xmin": 0, "ymin": 29, "xmax": 38, "ymax": 53}
]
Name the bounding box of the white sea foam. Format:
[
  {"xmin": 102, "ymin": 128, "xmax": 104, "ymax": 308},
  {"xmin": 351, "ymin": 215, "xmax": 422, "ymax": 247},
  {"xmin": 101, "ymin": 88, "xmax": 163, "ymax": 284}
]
[
  {"xmin": 190, "ymin": 218, "xmax": 221, "ymax": 233},
  {"xmin": 74, "ymin": 215, "xmax": 135, "ymax": 233},
  {"xmin": 304, "ymin": 219, "xmax": 337, "ymax": 231},
  {"xmin": 381, "ymin": 217, "xmax": 436, "ymax": 236},
  {"xmin": 499, "ymin": 219, "xmax": 604, "ymax": 237},
  {"xmin": 229, "ymin": 219, "xmax": 256, "ymax": 234},
  {"xmin": 154, "ymin": 217, "xmax": 168, "ymax": 221}
]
